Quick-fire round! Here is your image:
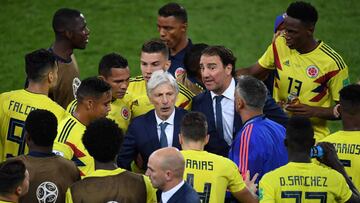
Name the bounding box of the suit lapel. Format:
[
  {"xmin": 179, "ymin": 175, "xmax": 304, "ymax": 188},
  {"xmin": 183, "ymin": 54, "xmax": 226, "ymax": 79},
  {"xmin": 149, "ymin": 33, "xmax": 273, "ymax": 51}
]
[
  {"xmin": 146, "ymin": 110, "xmax": 161, "ymax": 149},
  {"xmin": 172, "ymin": 108, "xmax": 181, "ymax": 149}
]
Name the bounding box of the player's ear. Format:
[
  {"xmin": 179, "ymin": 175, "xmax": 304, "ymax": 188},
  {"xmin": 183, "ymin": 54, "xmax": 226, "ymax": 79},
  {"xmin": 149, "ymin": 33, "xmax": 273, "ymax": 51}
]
[
  {"xmin": 181, "ymin": 22, "xmax": 188, "ymax": 32},
  {"xmin": 179, "ymin": 134, "xmax": 184, "ymax": 145},
  {"xmin": 204, "ymin": 134, "xmax": 210, "ymax": 145},
  {"xmin": 164, "ymin": 60, "xmax": 171, "ymax": 71},
  {"xmin": 98, "ymin": 75, "xmax": 106, "ymax": 81}
]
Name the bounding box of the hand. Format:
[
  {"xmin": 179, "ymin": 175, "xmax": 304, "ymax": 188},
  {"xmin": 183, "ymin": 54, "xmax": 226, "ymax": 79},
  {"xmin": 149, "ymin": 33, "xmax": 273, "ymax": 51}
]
[
  {"xmin": 316, "ymin": 142, "xmax": 343, "ymax": 170},
  {"xmin": 285, "ymin": 103, "xmax": 315, "ymax": 117},
  {"xmin": 244, "ymin": 170, "xmax": 259, "ymax": 195}
]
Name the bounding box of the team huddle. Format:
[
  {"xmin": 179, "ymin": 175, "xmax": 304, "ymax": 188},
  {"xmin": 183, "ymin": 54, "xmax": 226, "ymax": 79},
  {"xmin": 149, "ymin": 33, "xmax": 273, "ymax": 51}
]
[{"xmin": 1, "ymin": 1, "xmax": 360, "ymax": 203}]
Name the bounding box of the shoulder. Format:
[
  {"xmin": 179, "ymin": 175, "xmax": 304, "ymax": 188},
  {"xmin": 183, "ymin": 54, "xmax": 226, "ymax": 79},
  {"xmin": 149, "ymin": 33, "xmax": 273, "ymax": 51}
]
[
  {"xmin": 317, "ymin": 42, "xmax": 347, "ymax": 70},
  {"xmin": 181, "ymin": 182, "xmax": 200, "ymax": 200},
  {"xmin": 175, "ymin": 107, "xmax": 188, "ymax": 115},
  {"xmin": 130, "ymin": 110, "xmax": 154, "ymax": 125},
  {"xmin": 177, "ymin": 82, "xmax": 195, "ymax": 99},
  {"xmin": 192, "ymin": 91, "xmax": 211, "ymax": 106}
]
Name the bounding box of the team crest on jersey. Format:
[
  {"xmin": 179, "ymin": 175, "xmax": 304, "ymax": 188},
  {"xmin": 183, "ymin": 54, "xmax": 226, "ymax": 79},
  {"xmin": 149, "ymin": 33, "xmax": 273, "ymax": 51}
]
[
  {"xmin": 175, "ymin": 67, "xmax": 185, "ymax": 79},
  {"xmin": 306, "ymin": 65, "xmax": 319, "ymax": 78},
  {"xmin": 121, "ymin": 107, "xmax": 130, "ymax": 120},
  {"xmin": 36, "ymin": 181, "xmax": 58, "ymax": 203}
]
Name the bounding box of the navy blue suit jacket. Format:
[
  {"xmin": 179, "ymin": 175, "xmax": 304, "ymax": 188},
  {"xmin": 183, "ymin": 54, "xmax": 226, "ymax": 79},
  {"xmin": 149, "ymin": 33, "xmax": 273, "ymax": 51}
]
[
  {"xmin": 192, "ymin": 89, "xmax": 288, "ymax": 157},
  {"xmin": 162, "ymin": 182, "xmax": 200, "ymax": 203},
  {"xmin": 117, "ymin": 108, "xmax": 187, "ymax": 170}
]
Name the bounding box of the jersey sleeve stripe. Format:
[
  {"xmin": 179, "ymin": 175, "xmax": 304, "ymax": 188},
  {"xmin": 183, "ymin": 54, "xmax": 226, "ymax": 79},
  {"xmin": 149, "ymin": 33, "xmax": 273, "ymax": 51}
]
[
  {"xmin": 322, "ymin": 43, "xmax": 346, "ymax": 68},
  {"xmin": 320, "ymin": 44, "xmax": 346, "ymax": 70},
  {"xmin": 178, "ymin": 84, "xmax": 195, "ymax": 100},
  {"xmin": 69, "ymin": 100, "xmax": 77, "ymax": 114},
  {"xmin": 239, "ymin": 124, "xmax": 253, "ymax": 178},
  {"xmin": 58, "ymin": 119, "xmax": 76, "ymax": 143}
]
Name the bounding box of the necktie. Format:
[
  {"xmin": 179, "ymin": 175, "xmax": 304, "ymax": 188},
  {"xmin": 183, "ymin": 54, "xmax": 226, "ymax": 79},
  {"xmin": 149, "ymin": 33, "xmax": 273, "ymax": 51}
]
[
  {"xmin": 215, "ymin": 95, "xmax": 232, "ymax": 145},
  {"xmin": 159, "ymin": 122, "xmax": 169, "ymax": 148}
]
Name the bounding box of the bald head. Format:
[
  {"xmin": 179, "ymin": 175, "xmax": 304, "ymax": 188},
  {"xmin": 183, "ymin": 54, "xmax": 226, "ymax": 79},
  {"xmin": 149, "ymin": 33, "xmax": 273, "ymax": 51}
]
[
  {"xmin": 146, "ymin": 147, "xmax": 185, "ymax": 191},
  {"xmin": 152, "ymin": 147, "xmax": 184, "ymax": 178}
]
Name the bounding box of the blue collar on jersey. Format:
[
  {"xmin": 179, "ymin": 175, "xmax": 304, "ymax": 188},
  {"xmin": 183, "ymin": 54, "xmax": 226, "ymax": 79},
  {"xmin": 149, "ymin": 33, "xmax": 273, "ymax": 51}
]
[{"xmin": 28, "ymin": 151, "xmax": 56, "ymax": 157}]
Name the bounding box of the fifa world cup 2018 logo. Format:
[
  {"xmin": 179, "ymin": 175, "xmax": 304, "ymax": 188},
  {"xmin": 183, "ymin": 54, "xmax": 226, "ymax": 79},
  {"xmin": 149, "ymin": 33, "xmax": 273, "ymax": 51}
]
[{"xmin": 36, "ymin": 181, "xmax": 58, "ymax": 203}]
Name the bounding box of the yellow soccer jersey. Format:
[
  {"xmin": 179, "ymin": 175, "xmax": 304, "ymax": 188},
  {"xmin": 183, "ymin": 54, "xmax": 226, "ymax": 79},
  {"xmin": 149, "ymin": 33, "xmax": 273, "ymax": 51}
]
[
  {"xmin": 258, "ymin": 36, "xmax": 349, "ymax": 140},
  {"xmin": 65, "ymin": 168, "xmax": 157, "ymax": 203},
  {"xmin": 181, "ymin": 150, "xmax": 246, "ymax": 203},
  {"xmin": 321, "ymin": 130, "xmax": 360, "ymax": 190},
  {"xmin": 53, "ymin": 114, "xmax": 94, "ymax": 177},
  {"xmin": 259, "ymin": 162, "xmax": 352, "ymax": 203},
  {"xmin": 66, "ymin": 98, "xmax": 132, "ymax": 133},
  {"xmin": 127, "ymin": 75, "xmax": 194, "ymax": 118},
  {"xmin": 0, "ymin": 89, "xmax": 66, "ymax": 161}
]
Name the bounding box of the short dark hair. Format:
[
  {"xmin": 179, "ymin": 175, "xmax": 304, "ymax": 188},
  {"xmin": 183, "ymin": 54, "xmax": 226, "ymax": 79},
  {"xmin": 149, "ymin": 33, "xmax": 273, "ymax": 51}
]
[
  {"xmin": 236, "ymin": 75, "xmax": 267, "ymax": 110},
  {"xmin": 339, "ymin": 84, "xmax": 360, "ymax": 116},
  {"xmin": 286, "ymin": 116, "xmax": 314, "ymax": 151},
  {"xmin": 141, "ymin": 39, "xmax": 169, "ymax": 59},
  {"xmin": 76, "ymin": 77, "xmax": 111, "ymax": 103},
  {"xmin": 286, "ymin": 1, "xmax": 318, "ymax": 26},
  {"xmin": 181, "ymin": 112, "xmax": 208, "ymax": 142},
  {"xmin": 158, "ymin": 3, "xmax": 187, "ymax": 23},
  {"xmin": 184, "ymin": 43, "xmax": 208, "ymax": 78},
  {"xmin": 52, "ymin": 8, "xmax": 82, "ymax": 33},
  {"xmin": 201, "ymin": 46, "xmax": 236, "ymax": 76},
  {"xmin": 98, "ymin": 53, "xmax": 128, "ymax": 78},
  {"xmin": 25, "ymin": 49, "xmax": 56, "ymax": 82},
  {"xmin": 82, "ymin": 118, "xmax": 124, "ymax": 163},
  {"xmin": 25, "ymin": 109, "xmax": 57, "ymax": 147},
  {"xmin": 0, "ymin": 159, "xmax": 26, "ymax": 195}
]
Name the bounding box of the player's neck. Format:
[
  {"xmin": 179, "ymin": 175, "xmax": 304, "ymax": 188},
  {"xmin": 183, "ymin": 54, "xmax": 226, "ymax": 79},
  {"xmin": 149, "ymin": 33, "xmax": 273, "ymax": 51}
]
[
  {"xmin": 181, "ymin": 143, "xmax": 205, "ymax": 151},
  {"xmin": 0, "ymin": 194, "xmax": 17, "ymax": 203},
  {"xmin": 52, "ymin": 39, "xmax": 73, "ymax": 60},
  {"xmin": 95, "ymin": 161, "xmax": 118, "ymax": 171},
  {"xmin": 72, "ymin": 109, "xmax": 90, "ymax": 126},
  {"xmin": 29, "ymin": 146, "xmax": 53, "ymax": 155},
  {"xmin": 297, "ymin": 38, "xmax": 318, "ymax": 54},
  {"xmin": 342, "ymin": 116, "xmax": 360, "ymax": 131},
  {"xmin": 170, "ymin": 37, "xmax": 188, "ymax": 56},
  {"xmin": 240, "ymin": 109, "xmax": 263, "ymax": 124},
  {"xmin": 26, "ymin": 82, "xmax": 49, "ymax": 95},
  {"xmin": 288, "ymin": 152, "xmax": 312, "ymax": 163}
]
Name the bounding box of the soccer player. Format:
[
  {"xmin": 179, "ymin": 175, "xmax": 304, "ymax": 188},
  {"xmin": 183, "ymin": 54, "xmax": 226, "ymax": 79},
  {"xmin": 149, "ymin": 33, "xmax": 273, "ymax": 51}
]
[
  {"xmin": 259, "ymin": 116, "xmax": 360, "ymax": 202},
  {"xmin": 321, "ymin": 84, "xmax": 360, "ymax": 189},
  {"xmin": 49, "ymin": 8, "xmax": 90, "ymax": 108},
  {"xmin": 229, "ymin": 75, "xmax": 288, "ymax": 185},
  {"xmin": 67, "ymin": 53, "xmax": 132, "ymax": 132},
  {"xmin": 176, "ymin": 43, "xmax": 208, "ymax": 95},
  {"xmin": 127, "ymin": 39, "xmax": 194, "ymax": 118},
  {"xmin": 53, "ymin": 77, "xmax": 112, "ymax": 177},
  {"xmin": 0, "ymin": 159, "xmax": 29, "ymax": 203},
  {"xmin": 66, "ymin": 118, "xmax": 157, "ymax": 203},
  {"xmin": 157, "ymin": 2, "xmax": 192, "ymax": 77},
  {"xmin": 237, "ymin": 1, "xmax": 350, "ymax": 141},
  {"xmin": 0, "ymin": 49, "xmax": 65, "ymax": 161},
  {"xmin": 180, "ymin": 112, "xmax": 258, "ymax": 203},
  {"xmin": 12, "ymin": 109, "xmax": 80, "ymax": 203}
]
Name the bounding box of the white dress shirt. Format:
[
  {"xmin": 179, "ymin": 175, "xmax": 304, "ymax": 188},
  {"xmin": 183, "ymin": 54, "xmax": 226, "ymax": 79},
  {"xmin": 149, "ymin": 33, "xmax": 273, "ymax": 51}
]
[
  {"xmin": 210, "ymin": 78, "xmax": 235, "ymax": 145},
  {"xmin": 161, "ymin": 180, "xmax": 185, "ymax": 203},
  {"xmin": 155, "ymin": 109, "xmax": 175, "ymax": 147}
]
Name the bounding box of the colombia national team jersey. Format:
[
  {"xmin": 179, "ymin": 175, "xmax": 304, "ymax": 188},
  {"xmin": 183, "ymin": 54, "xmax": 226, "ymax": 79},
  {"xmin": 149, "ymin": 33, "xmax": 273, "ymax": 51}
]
[
  {"xmin": 181, "ymin": 150, "xmax": 246, "ymax": 203},
  {"xmin": 66, "ymin": 97, "xmax": 132, "ymax": 133},
  {"xmin": 53, "ymin": 113, "xmax": 94, "ymax": 177},
  {"xmin": 259, "ymin": 162, "xmax": 352, "ymax": 203},
  {"xmin": 259, "ymin": 36, "xmax": 350, "ymax": 140},
  {"xmin": 321, "ymin": 130, "xmax": 360, "ymax": 190},
  {"xmin": 126, "ymin": 75, "xmax": 194, "ymax": 118},
  {"xmin": 0, "ymin": 89, "xmax": 66, "ymax": 161}
]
